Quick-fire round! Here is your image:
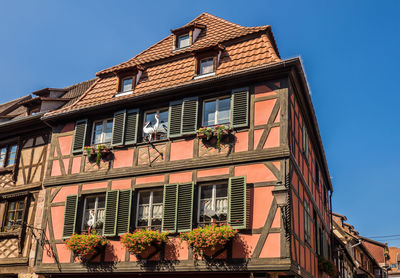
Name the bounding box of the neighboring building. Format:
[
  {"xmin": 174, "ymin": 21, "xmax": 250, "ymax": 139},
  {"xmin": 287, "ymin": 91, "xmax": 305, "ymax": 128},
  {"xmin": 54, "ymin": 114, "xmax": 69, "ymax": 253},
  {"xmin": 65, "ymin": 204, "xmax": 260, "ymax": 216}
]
[
  {"xmin": 388, "ymin": 247, "xmax": 400, "ymax": 278},
  {"xmin": 35, "ymin": 13, "xmax": 333, "ymax": 278},
  {"xmin": 0, "ymin": 79, "xmax": 95, "ymax": 278},
  {"xmin": 332, "ymin": 212, "xmax": 386, "ymax": 278}
]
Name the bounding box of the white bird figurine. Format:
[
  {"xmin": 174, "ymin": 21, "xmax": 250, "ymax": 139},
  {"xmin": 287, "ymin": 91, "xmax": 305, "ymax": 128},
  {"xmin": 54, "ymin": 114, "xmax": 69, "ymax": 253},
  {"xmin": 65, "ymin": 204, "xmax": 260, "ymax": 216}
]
[
  {"xmin": 143, "ymin": 114, "xmax": 168, "ymax": 141},
  {"xmin": 87, "ymin": 210, "xmax": 95, "ymax": 228}
]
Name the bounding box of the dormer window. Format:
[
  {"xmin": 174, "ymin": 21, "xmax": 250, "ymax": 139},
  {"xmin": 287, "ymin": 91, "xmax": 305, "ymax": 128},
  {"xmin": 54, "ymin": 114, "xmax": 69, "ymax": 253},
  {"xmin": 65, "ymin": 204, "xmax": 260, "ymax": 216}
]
[
  {"xmin": 122, "ymin": 77, "xmax": 133, "ymax": 93},
  {"xmin": 177, "ymin": 34, "xmax": 190, "ymax": 49},
  {"xmin": 199, "ymin": 57, "xmax": 215, "ymax": 75}
]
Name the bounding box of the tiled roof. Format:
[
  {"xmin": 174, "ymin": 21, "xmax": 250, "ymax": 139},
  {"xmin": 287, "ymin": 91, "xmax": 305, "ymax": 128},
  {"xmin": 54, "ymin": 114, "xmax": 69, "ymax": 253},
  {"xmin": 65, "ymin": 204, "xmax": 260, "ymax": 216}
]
[{"xmin": 46, "ymin": 13, "xmax": 281, "ymax": 117}]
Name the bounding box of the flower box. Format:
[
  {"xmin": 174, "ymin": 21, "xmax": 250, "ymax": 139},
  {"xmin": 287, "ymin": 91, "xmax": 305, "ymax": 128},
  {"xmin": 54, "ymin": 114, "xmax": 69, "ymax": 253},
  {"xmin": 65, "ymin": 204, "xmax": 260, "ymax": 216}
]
[
  {"xmin": 179, "ymin": 224, "xmax": 237, "ymax": 258},
  {"xmin": 84, "ymin": 145, "xmax": 113, "ymax": 165},
  {"xmin": 196, "ymin": 125, "xmax": 231, "ymax": 148},
  {"xmin": 64, "ymin": 231, "xmax": 108, "ymax": 262},
  {"xmin": 121, "ymin": 229, "xmax": 168, "ymax": 259}
]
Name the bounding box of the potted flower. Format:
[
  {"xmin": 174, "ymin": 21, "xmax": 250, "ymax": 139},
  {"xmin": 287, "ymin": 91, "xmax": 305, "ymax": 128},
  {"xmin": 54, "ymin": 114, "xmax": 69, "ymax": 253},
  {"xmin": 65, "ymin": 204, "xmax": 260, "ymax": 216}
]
[
  {"xmin": 318, "ymin": 256, "xmax": 338, "ymax": 278},
  {"xmin": 64, "ymin": 231, "xmax": 109, "ymax": 262},
  {"xmin": 121, "ymin": 229, "xmax": 168, "ymax": 258},
  {"xmin": 179, "ymin": 224, "xmax": 237, "ymax": 257},
  {"xmin": 196, "ymin": 125, "xmax": 231, "ymax": 148},
  {"xmin": 83, "ymin": 145, "xmax": 112, "ymax": 165}
]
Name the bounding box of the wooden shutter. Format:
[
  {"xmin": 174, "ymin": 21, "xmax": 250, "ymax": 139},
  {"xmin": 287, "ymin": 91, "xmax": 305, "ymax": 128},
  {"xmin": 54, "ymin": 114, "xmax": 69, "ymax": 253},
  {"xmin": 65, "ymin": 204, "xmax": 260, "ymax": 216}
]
[
  {"xmin": 62, "ymin": 195, "xmax": 78, "ymax": 238},
  {"xmin": 72, "ymin": 119, "xmax": 88, "ymax": 153},
  {"xmin": 228, "ymin": 176, "xmax": 247, "ymax": 229},
  {"xmin": 231, "ymin": 88, "xmax": 249, "ymax": 128},
  {"xmin": 111, "ymin": 110, "xmax": 126, "ymax": 146},
  {"xmin": 117, "ymin": 189, "xmax": 132, "ymax": 235},
  {"xmin": 103, "ymin": 190, "xmax": 119, "ymax": 236},
  {"xmin": 125, "ymin": 109, "xmax": 139, "ymax": 145},
  {"xmin": 162, "ymin": 184, "xmax": 178, "ymax": 232},
  {"xmin": 181, "ymin": 97, "xmax": 198, "ymax": 134},
  {"xmin": 177, "ymin": 182, "xmax": 194, "ymax": 232},
  {"xmin": 168, "ymin": 100, "xmax": 183, "ymax": 138}
]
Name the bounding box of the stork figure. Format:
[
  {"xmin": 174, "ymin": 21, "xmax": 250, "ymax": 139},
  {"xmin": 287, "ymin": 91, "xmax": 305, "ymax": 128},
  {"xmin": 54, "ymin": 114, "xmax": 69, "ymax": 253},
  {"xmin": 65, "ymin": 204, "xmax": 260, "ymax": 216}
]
[
  {"xmin": 87, "ymin": 210, "xmax": 95, "ymax": 228},
  {"xmin": 143, "ymin": 114, "xmax": 167, "ymax": 142}
]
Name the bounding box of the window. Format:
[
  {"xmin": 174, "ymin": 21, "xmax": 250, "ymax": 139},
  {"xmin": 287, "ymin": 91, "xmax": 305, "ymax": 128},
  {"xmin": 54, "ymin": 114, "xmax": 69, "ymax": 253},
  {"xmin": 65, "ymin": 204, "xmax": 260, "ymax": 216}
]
[
  {"xmin": 177, "ymin": 34, "xmax": 190, "ymax": 48},
  {"xmin": 81, "ymin": 195, "xmax": 105, "ymax": 234},
  {"xmin": 392, "ymin": 264, "xmax": 398, "ymax": 269},
  {"xmin": 91, "ymin": 119, "xmax": 113, "ymax": 145},
  {"xmin": 203, "ymin": 97, "xmax": 231, "ymax": 127},
  {"xmin": 121, "ymin": 77, "xmax": 133, "ymax": 93},
  {"xmin": 136, "ymin": 189, "xmax": 163, "ymax": 230},
  {"xmin": 143, "ymin": 109, "xmax": 169, "ymax": 141},
  {"xmin": 0, "ymin": 144, "xmax": 18, "ymax": 168},
  {"xmin": 3, "ymin": 199, "xmax": 25, "ymax": 231},
  {"xmin": 199, "ymin": 57, "xmax": 215, "ymax": 75},
  {"xmin": 198, "ymin": 183, "xmax": 228, "ymax": 224},
  {"xmin": 304, "ymin": 200, "xmax": 311, "ymax": 243},
  {"xmin": 303, "ymin": 125, "xmax": 309, "ymax": 159}
]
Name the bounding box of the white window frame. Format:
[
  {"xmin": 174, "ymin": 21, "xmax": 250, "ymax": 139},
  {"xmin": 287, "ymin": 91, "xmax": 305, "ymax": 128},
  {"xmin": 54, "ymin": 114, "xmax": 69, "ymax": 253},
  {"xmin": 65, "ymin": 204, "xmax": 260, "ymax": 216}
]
[
  {"xmin": 136, "ymin": 188, "xmax": 163, "ymax": 229},
  {"xmin": 197, "ymin": 183, "xmax": 228, "ymax": 224},
  {"xmin": 121, "ymin": 77, "xmax": 133, "ymax": 92},
  {"xmin": 177, "ymin": 34, "xmax": 190, "ymax": 49},
  {"xmin": 202, "ymin": 96, "xmax": 231, "ymax": 127},
  {"xmin": 81, "ymin": 194, "xmax": 106, "ymax": 233},
  {"xmin": 199, "ymin": 57, "xmax": 215, "ymax": 76},
  {"xmin": 91, "ymin": 118, "xmax": 113, "ymax": 145},
  {"xmin": 142, "ymin": 108, "xmax": 169, "ymax": 142}
]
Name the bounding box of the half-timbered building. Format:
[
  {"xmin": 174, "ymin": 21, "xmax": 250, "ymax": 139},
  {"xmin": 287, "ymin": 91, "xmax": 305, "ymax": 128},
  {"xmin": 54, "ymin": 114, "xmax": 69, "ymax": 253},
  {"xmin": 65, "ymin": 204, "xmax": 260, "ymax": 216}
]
[
  {"xmin": 0, "ymin": 79, "xmax": 94, "ymax": 278},
  {"xmin": 36, "ymin": 13, "xmax": 333, "ymax": 278}
]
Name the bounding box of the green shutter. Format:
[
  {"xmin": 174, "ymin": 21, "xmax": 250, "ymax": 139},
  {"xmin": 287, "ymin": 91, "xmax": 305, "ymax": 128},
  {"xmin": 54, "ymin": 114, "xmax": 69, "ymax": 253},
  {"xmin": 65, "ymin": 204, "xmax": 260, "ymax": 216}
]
[
  {"xmin": 231, "ymin": 88, "xmax": 249, "ymax": 128},
  {"xmin": 229, "ymin": 176, "xmax": 247, "ymax": 229},
  {"xmin": 117, "ymin": 189, "xmax": 132, "ymax": 235},
  {"xmin": 62, "ymin": 195, "xmax": 78, "ymax": 238},
  {"xmin": 162, "ymin": 184, "xmax": 178, "ymax": 232},
  {"xmin": 125, "ymin": 109, "xmax": 139, "ymax": 145},
  {"xmin": 111, "ymin": 110, "xmax": 126, "ymax": 146},
  {"xmin": 72, "ymin": 119, "xmax": 88, "ymax": 153},
  {"xmin": 181, "ymin": 97, "xmax": 198, "ymax": 134},
  {"xmin": 103, "ymin": 190, "xmax": 119, "ymax": 236},
  {"xmin": 168, "ymin": 100, "xmax": 183, "ymax": 138},
  {"xmin": 177, "ymin": 182, "xmax": 194, "ymax": 232}
]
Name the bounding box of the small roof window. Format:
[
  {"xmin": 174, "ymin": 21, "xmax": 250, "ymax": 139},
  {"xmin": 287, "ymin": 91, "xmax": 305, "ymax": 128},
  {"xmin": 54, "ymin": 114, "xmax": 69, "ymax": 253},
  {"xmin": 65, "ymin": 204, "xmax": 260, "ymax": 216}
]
[
  {"xmin": 199, "ymin": 58, "xmax": 214, "ymax": 75},
  {"xmin": 122, "ymin": 77, "xmax": 133, "ymax": 92},
  {"xmin": 177, "ymin": 34, "xmax": 190, "ymax": 49}
]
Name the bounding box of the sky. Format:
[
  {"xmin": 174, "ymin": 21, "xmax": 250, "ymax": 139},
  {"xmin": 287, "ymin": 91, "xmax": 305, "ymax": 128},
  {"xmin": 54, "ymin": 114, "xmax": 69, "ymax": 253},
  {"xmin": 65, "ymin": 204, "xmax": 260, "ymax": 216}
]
[{"xmin": 0, "ymin": 0, "xmax": 399, "ymax": 245}]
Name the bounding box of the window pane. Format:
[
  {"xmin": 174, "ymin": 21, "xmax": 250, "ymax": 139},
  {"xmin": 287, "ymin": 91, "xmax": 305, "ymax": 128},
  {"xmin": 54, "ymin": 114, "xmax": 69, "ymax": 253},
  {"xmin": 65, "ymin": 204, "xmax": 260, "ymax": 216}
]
[
  {"xmin": 0, "ymin": 147, "xmax": 6, "ymax": 166},
  {"xmin": 139, "ymin": 191, "xmax": 150, "ymax": 205},
  {"xmin": 203, "ymin": 101, "xmax": 216, "ymax": 126},
  {"xmin": 178, "ymin": 34, "xmax": 190, "ymax": 48},
  {"xmin": 152, "ymin": 204, "xmax": 163, "ymax": 219},
  {"xmin": 152, "ymin": 190, "xmax": 163, "ymax": 204},
  {"xmin": 97, "ymin": 196, "xmax": 106, "ymax": 209},
  {"xmin": 217, "ymin": 98, "xmax": 231, "ymax": 124},
  {"xmin": 7, "ymin": 145, "xmax": 18, "ymax": 166},
  {"xmin": 7, "ymin": 212, "xmax": 15, "ymax": 226},
  {"xmin": 200, "ymin": 58, "xmax": 214, "ymax": 75},
  {"xmin": 200, "ymin": 185, "xmax": 213, "ymax": 199},
  {"xmin": 215, "ymin": 184, "xmax": 228, "ymax": 198},
  {"xmin": 86, "ymin": 197, "xmax": 96, "ymax": 210},
  {"xmin": 104, "ymin": 120, "xmax": 113, "ymax": 143},
  {"xmin": 157, "ymin": 110, "xmax": 169, "ymax": 139},
  {"xmin": 8, "ymin": 201, "xmax": 16, "ymax": 210},
  {"xmin": 122, "ymin": 78, "xmax": 132, "ymax": 92},
  {"xmin": 93, "ymin": 122, "xmax": 103, "ymax": 144}
]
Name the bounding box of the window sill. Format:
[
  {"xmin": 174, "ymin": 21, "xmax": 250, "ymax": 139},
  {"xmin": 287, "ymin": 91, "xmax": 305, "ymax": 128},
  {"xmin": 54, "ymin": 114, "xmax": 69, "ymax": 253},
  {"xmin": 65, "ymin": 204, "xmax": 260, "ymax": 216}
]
[
  {"xmin": 0, "ymin": 230, "xmax": 20, "ymax": 238},
  {"xmin": 0, "ymin": 166, "xmax": 14, "ymax": 174},
  {"xmin": 194, "ymin": 72, "xmax": 216, "ymax": 80},
  {"xmin": 115, "ymin": 90, "xmax": 133, "ymax": 97}
]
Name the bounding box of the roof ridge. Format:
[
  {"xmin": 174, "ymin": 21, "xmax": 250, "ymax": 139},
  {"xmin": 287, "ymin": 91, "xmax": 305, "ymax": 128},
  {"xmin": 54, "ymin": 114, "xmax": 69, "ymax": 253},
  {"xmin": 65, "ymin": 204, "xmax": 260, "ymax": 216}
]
[
  {"xmin": 63, "ymin": 78, "xmax": 98, "ymax": 90},
  {"xmin": 198, "ymin": 12, "xmax": 243, "ymax": 28},
  {"xmin": 0, "ymin": 94, "xmax": 31, "ymax": 107}
]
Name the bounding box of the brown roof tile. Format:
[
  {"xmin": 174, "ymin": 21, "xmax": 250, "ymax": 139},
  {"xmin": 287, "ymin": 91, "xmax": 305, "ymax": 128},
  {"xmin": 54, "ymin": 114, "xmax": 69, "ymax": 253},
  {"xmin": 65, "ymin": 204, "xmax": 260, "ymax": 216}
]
[{"xmin": 46, "ymin": 13, "xmax": 281, "ymax": 117}]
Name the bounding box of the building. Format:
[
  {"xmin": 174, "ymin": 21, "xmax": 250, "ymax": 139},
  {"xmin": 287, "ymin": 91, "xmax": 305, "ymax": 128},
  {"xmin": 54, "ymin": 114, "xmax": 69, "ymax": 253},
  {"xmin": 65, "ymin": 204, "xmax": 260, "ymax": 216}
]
[
  {"xmin": 0, "ymin": 80, "xmax": 95, "ymax": 278},
  {"xmin": 388, "ymin": 247, "xmax": 400, "ymax": 278},
  {"xmin": 35, "ymin": 13, "xmax": 333, "ymax": 278},
  {"xmin": 332, "ymin": 212, "xmax": 387, "ymax": 278}
]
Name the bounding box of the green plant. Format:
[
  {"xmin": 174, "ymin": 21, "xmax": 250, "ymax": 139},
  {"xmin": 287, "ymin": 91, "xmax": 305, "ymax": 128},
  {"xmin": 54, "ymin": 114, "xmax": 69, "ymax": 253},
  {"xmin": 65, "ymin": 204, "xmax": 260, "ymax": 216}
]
[
  {"xmin": 83, "ymin": 145, "xmax": 111, "ymax": 165},
  {"xmin": 197, "ymin": 125, "xmax": 230, "ymax": 148},
  {"xmin": 318, "ymin": 256, "xmax": 338, "ymax": 278},
  {"xmin": 64, "ymin": 231, "xmax": 108, "ymax": 258},
  {"xmin": 179, "ymin": 224, "xmax": 237, "ymax": 256},
  {"xmin": 121, "ymin": 229, "xmax": 168, "ymax": 255}
]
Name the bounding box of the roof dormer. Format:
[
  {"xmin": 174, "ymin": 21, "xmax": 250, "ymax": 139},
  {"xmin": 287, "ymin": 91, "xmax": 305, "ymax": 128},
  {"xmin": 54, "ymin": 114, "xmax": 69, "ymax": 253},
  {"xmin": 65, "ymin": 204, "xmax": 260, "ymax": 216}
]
[
  {"xmin": 171, "ymin": 23, "xmax": 206, "ymax": 50},
  {"xmin": 114, "ymin": 65, "xmax": 145, "ymax": 97}
]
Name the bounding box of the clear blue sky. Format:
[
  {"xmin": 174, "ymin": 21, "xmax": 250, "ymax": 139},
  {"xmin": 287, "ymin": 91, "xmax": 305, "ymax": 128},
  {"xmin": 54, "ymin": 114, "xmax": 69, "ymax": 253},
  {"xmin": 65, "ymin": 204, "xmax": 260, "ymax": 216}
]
[{"xmin": 1, "ymin": 0, "xmax": 399, "ymax": 245}]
